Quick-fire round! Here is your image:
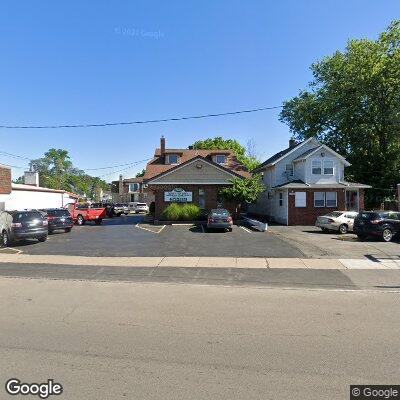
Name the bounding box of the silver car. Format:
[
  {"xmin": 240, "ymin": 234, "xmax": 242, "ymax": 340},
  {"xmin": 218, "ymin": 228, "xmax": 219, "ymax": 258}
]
[
  {"xmin": 0, "ymin": 211, "xmax": 13, "ymax": 247},
  {"xmin": 315, "ymin": 211, "xmax": 359, "ymax": 234}
]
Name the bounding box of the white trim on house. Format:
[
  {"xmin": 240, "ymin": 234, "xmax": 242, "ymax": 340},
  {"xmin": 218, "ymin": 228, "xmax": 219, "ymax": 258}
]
[
  {"xmin": 146, "ymin": 157, "xmax": 242, "ymax": 184},
  {"xmin": 293, "ymin": 144, "xmax": 351, "ymax": 167},
  {"xmin": 257, "ymin": 137, "xmax": 317, "ymax": 170}
]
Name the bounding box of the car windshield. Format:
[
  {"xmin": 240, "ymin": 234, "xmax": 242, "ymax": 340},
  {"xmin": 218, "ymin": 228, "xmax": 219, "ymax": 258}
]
[
  {"xmin": 211, "ymin": 209, "xmax": 230, "ymax": 216},
  {"xmin": 12, "ymin": 211, "xmax": 43, "ymax": 222},
  {"xmin": 48, "ymin": 209, "xmax": 70, "ymax": 217},
  {"xmin": 326, "ymin": 212, "xmax": 343, "ymax": 218},
  {"xmin": 358, "ymin": 212, "xmax": 380, "ymax": 220}
]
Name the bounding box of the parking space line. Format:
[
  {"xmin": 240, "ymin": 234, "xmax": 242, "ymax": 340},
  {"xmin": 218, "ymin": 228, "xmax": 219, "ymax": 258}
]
[
  {"xmin": 135, "ymin": 224, "xmax": 166, "ymax": 234},
  {"xmin": 0, "ymin": 247, "xmax": 23, "ymax": 254},
  {"xmin": 239, "ymin": 226, "xmax": 252, "ymax": 234}
]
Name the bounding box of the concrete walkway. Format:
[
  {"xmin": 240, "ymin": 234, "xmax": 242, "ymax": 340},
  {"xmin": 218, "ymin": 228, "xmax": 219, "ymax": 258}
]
[{"xmin": 0, "ymin": 254, "xmax": 399, "ymax": 269}]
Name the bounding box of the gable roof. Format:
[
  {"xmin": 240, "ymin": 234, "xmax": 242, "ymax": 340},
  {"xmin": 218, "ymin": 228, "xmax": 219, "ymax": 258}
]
[
  {"xmin": 254, "ymin": 138, "xmax": 315, "ymax": 172},
  {"xmin": 145, "ymin": 155, "xmax": 249, "ymax": 184},
  {"xmin": 143, "ymin": 148, "xmax": 251, "ymax": 181},
  {"xmin": 293, "ymin": 144, "xmax": 351, "ymax": 166}
]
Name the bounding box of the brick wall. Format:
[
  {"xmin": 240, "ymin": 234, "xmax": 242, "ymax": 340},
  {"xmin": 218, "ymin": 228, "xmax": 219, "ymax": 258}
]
[
  {"xmin": 0, "ymin": 166, "xmax": 11, "ymax": 194},
  {"xmin": 149, "ymin": 184, "xmax": 240, "ymax": 219},
  {"xmin": 288, "ymin": 188, "xmax": 346, "ymax": 225}
]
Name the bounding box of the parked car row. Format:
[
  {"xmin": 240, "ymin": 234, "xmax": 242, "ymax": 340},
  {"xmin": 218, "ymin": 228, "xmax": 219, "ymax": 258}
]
[{"xmin": 315, "ymin": 210, "xmax": 400, "ymax": 242}]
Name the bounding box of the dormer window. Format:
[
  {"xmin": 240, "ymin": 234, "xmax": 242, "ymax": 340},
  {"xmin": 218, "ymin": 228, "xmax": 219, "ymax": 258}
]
[
  {"xmin": 215, "ymin": 155, "xmax": 227, "ymax": 165},
  {"xmin": 285, "ymin": 163, "xmax": 294, "ymax": 177},
  {"xmin": 166, "ymin": 154, "xmax": 179, "ymax": 164},
  {"xmin": 312, "ymin": 160, "xmax": 322, "ymax": 175}
]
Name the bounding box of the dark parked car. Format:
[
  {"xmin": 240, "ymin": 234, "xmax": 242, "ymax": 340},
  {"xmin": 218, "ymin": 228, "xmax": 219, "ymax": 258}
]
[
  {"xmin": 40, "ymin": 208, "xmax": 73, "ymax": 233},
  {"xmin": 206, "ymin": 209, "xmax": 233, "ymax": 232},
  {"xmin": 353, "ymin": 211, "xmax": 400, "ymax": 242},
  {"xmin": 2, "ymin": 210, "xmax": 48, "ymax": 246}
]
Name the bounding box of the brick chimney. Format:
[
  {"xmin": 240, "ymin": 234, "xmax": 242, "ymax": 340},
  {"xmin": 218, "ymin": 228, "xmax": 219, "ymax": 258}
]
[
  {"xmin": 24, "ymin": 171, "xmax": 40, "ymax": 187},
  {"xmin": 289, "ymin": 138, "xmax": 297, "ymax": 148},
  {"xmin": 160, "ymin": 135, "xmax": 166, "ymax": 157},
  {"xmin": 119, "ymin": 174, "xmax": 124, "ymax": 195},
  {"xmin": 0, "ymin": 165, "xmax": 12, "ymax": 194}
]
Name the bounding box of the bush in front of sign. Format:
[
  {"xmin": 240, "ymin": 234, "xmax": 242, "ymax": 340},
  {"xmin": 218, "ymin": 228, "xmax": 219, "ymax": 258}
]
[{"xmin": 162, "ymin": 203, "xmax": 201, "ymax": 221}]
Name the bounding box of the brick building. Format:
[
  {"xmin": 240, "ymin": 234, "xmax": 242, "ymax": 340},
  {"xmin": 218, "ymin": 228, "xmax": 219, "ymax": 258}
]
[
  {"xmin": 143, "ymin": 137, "xmax": 251, "ymax": 219},
  {"xmin": 249, "ymin": 138, "xmax": 371, "ymax": 225},
  {"xmin": 111, "ymin": 176, "xmax": 154, "ymax": 205}
]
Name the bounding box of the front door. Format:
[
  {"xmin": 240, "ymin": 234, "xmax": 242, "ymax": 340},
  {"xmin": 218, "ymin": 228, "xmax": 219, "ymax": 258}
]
[{"xmin": 345, "ymin": 190, "xmax": 359, "ymax": 211}]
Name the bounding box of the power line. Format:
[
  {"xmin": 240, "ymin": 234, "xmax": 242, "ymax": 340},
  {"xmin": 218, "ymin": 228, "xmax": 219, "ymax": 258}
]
[
  {"xmin": 83, "ymin": 158, "xmax": 152, "ymax": 171},
  {"xmin": 0, "ymin": 150, "xmax": 31, "ymax": 160},
  {"xmin": 0, "ymin": 105, "xmax": 283, "ymax": 129},
  {"xmin": 97, "ymin": 160, "xmax": 149, "ymax": 178}
]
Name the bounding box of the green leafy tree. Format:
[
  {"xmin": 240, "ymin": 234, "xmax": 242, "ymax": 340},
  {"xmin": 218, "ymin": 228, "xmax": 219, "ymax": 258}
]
[
  {"xmin": 136, "ymin": 169, "xmax": 145, "ymax": 177},
  {"xmin": 191, "ymin": 137, "xmax": 260, "ymax": 171},
  {"xmin": 29, "ymin": 149, "xmax": 109, "ymax": 199},
  {"xmin": 220, "ymin": 175, "xmax": 265, "ymax": 204},
  {"xmin": 279, "ymin": 21, "xmax": 400, "ymax": 204}
]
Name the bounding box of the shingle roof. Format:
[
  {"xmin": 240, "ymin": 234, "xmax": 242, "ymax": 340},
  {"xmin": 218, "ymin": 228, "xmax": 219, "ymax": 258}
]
[
  {"xmin": 254, "ymin": 141, "xmax": 303, "ymax": 171},
  {"xmin": 292, "ymin": 146, "xmax": 321, "ymax": 161},
  {"xmin": 143, "ymin": 149, "xmax": 251, "ymax": 180},
  {"xmin": 272, "ymin": 180, "xmax": 371, "ymax": 189}
]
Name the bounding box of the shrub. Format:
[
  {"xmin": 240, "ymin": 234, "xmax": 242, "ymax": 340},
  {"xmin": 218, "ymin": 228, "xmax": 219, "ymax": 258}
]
[
  {"xmin": 162, "ymin": 203, "xmax": 201, "ymax": 221},
  {"xmin": 180, "ymin": 204, "xmax": 201, "ymax": 220},
  {"xmin": 162, "ymin": 203, "xmax": 182, "ymax": 220},
  {"xmin": 149, "ymin": 202, "xmax": 155, "ymax": 215}
]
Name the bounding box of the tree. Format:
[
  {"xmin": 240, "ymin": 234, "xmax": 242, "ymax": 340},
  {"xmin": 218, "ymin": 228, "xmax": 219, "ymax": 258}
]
[
  {"xmin": 220, "ymin": 175, "xmax": 265, "ymax": 204},
  {"xmin": 191, "ymin": 137, "xmax": 261, "ymax": 171},
  {"xmin": 29, "ymin": 149, "xmax": 109, "ymax": 199},
  {"xmin": 279, "ymin": 21, "xmax": 400, "ymax": 204},
  {"xmin": 136, "ymin": 169, "xmax": 145, "ymax": 177}
]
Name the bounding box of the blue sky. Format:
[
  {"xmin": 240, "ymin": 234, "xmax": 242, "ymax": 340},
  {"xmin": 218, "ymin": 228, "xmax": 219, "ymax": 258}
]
[{"xmin": 0, "ymin": 1, "xmax": 398, "ymax": 182}]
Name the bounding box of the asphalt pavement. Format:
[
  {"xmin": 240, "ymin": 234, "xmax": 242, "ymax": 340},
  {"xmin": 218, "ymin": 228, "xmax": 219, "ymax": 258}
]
[
  {"xmin": 0, "ymin": 277, "xmax": 399, "ymax": 400},
  {"xmin": 9, "ymin": 215, "xmax": 303, "ymax": 258}
]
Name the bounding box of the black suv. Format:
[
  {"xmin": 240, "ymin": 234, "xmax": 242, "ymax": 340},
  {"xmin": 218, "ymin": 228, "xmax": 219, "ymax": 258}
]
[
  {"xmin": 40, "ymin": 208, "xmax": 73, "ymax": 234},
  {"xmin": 353, "ymin": 211, "xmax": 400, "ymax": 242},
  {"xmin": 7, "ymin": 210, "xmax": 48, "ymax": 245}
]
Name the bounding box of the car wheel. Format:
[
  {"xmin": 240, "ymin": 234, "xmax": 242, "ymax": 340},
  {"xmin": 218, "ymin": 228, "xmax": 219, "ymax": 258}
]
[
  {"xmin": 228, "ymin": 227, "xmax": 233, "ymax": 232},
  {"xmin": 338, "ymin": 224, "xmax": 348, "ymax": 234},
  {"xmin": 95, "ymin": 219, "xmax": 102, "ymax": 225},
  {"xmin": 357, "ymin": 234, "xmax": 367, "ymax": 241},
  {"xmin": 77, "ymin": 215, "xmax": 85, "ymax": 226},
  {"xmin": 1, "ymin": 230, "xmax": 10, "ymax": 247},
  {"xmin": 48, "ymin": 229, "xmax": 54, "ymax": 235},
  {"xmin": 38, "ymin": 236, "xmax": 47, "ymax": 242},
  {"xmin": 382, "ymin": 228, "xmax": 393, "ymax": 242},
  {"xmin": 65, "ymin": 228, "xmax": 72, "ymax": 233}
]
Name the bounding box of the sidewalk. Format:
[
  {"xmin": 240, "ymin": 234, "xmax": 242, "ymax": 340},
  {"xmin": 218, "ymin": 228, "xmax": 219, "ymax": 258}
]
[{"xmin": 0, "ymin": 254, "xmax": 399, "ymax": 269}]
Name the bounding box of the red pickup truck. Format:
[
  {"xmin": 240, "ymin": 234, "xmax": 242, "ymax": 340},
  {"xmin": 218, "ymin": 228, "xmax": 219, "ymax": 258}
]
[{"xmin": 66, "ymin": 203, "xmax": 106, "ymax": 226}]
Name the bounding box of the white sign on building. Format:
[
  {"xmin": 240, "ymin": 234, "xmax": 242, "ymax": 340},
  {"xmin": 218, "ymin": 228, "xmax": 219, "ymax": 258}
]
[{"xmin": 164, "ymin": 188, "xmax": 192, "ymax": 203}]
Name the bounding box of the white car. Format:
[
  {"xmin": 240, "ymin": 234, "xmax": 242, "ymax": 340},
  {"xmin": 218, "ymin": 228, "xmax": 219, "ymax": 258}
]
[
  {"xmin": 315, "ymin": 211, "xmax": 359, "ymax": 234},
  {"xmin": 0, "ymin": 211, "xmax": 13, "ymax": 247},
  {"xmin": 131, "ymin": 202, "xmax": 149, "ymax": 214}
]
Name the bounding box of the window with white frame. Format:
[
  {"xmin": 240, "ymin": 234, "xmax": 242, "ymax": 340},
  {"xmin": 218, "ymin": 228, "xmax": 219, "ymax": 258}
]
[
  {"xmin": 295, "ymin": 192, "xmax": 306, "ymax": 207},
  {"xmin": 312, "ymin": 160, "xmax": 322, "ymax": 175},
  {"xmin": 279, "ymin": 192, "xmax": 283, "ymax": 207},
  {"xmin": 129, "ymin": 183, "xmax": 140, "ymax": 192},
  {"xmin": 215, "ymin": 155, "xmax": 227, "ymax": 165},
  {"xmin": 167, "ymin": 154, "xmax": 179, "ymax": 164},
  {"xmin": 323, "ymin": 160, "xmax": 334, "ymax": 175},
  {"xmin": 285, "ymin": 163, "xmax": 294, "ymax": 177},
  {"xmin": 326, "ymin": 192, "xmax": 337, "ymax": 207},
  {"xmin": 314, "ymin": 192, "xmax": 325, "ymax": 207}
]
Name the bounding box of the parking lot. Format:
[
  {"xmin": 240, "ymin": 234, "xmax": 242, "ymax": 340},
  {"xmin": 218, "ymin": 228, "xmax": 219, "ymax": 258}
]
[
  {"xmin": 2, "ymin": 215, "xmax": 398, "ymax": 260},
  {"xmin": 3, "ymin": 215, "xmax": 303, "ymax": 258}
]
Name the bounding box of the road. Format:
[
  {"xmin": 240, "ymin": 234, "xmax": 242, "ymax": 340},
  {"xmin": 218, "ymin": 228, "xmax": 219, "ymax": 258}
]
[{"xmin": 0, "ymin": 277, "xmax": 399, "ymax": 400}]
